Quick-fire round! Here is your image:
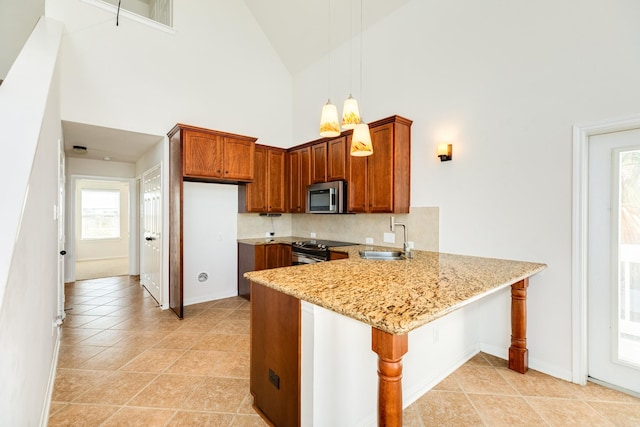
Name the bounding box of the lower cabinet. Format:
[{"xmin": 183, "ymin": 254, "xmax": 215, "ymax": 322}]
[
  {"xmin": 237, "ymin": 243, "xmax": 292, "ymax": 299},
  {"xmin": 250, "ymin": 282, "xmax": 301, "ymax": 427}
]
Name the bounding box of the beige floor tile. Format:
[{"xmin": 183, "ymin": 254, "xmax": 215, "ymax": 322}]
[
  {"xmin": 51, "ymin": 368, "xmax": 111, "ymax": 402},
  {"xmin": 165, "ymin": 350, "xmax": 220, "ymax": 375},
  {"xmin": 57, "ymin": 345, "xmax": 106, "ymax": 369},
  {"xmin": 48, "ymin": 403, "xmax": 118, "ymax": 426},
  {"xmin": 115, "ymin": 330, "xmax": 171, "ymax": 349},
  {"xmin": 153, "ymin": 331, "xmax": 204, "ymax": 350},
  {"xmin": 182, "ymin": 377, "xmax": 249, "ymax": 412},
  {"xmin": 167, "ymin": 411, "xmax": 236, "ymax": 426},
  {"xmin": 401, "ymin": 404, "xmax": 424, "ymax": 426},
  {"xmin": 452, "ymin": 365, "xmax": 518, "ymax": 396},
  {"xmin": 587, "ymin": 401, "xmax": 640, "ymax": 427},
  {"xmin": 73, "ymin": 371, "xmax": 157, "ymax": 405},
  {"xmin": 231, "ymin": 414, "xmax": 270, "ymax": 426},
  {"xmin": 63, "ymin": 314, "xmax": 101, "ymax": 328},
  {"xmin": 411, "ymin": 390, "xmax": 484, "ymax": 426},
  {"xmin": 101, "ymin": 406, "xmax": 176, "ymax": 426},
  {"xmin": 237, "ymin": 393, "xmax": 258, "ymax": 415},
  {"xmin": 481, "ymin": 352, "xmax": 509, "ymax": 368},
  {"xmin": 127, "ymin": 374, "xmax": 205, "ymax": 409},
  {"xmin": 214, "ymin": 319, "xmax": 250, "ymax": 335},
  {"xmin": 79, "ymin": 346, "xmax": 145, "ymax": 370},
  {"xmin": 120, "ymin": 348, "xmax": 186, "ymax": 373},
  {"xmin": 497, "ymin": 367, "xmax": 579, "ymax": 399},
  {"xmin": 77, "ymin": 329, "xmax": 131, "ymax": 347},
  {"xmin": 469, "ymin": 393, "xmax": 547, "ymax": 426},
  {"xmin": 212, "ymin": 298, "xmax": 246, "ymax": 309},
  {"xmin": 432, "ymin": 373, "xmax": 462, "ymax": 392},
  {"xmin": 81, "ymin": 315, "xmax": 129, "ymax": 329},
  {"xmin": 465, "ymin": 352, "xmax": 493, "ymax": 367},
  {"xmin": 193, "ymin": 333, "xmax": 250, "ymax": 353},
  {"xmin": 208, "ymin": 351, "xmax": 250, "ymax": 378},
  {"xmin": 571, "ymin": 381, "xmax": 640, "ymax": 404},
  {"xmin": 526, "ymin": 396, "xmax": 614, "ymax": 426},
  {"xmin": 48, "ymin": 402, "xmax": 68, "ymax": 417}
]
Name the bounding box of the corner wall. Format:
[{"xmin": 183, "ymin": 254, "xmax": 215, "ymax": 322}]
[{"xmin": 0, "ymin": 17, "xmax": 64, "ymax": 424}]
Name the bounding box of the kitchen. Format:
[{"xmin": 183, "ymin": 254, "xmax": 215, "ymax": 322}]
[{"xmin": 3, "ymin": 0, "xmax": 640, "ymax": 425}]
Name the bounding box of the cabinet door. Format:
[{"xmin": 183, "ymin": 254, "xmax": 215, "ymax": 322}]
[
  {"xmin": 300, "ymin": 147, "xmax": 311, "ymax": 212},
  {"xmin": 224, "ymin": 137, "xmax": 255, "ymax": 181},
  {"xmin": 311, "ymin": 143, "xmax": 327, "ymax": 183},
  {"xmin": 267, "ymin": 149, "xmax": 286, "ymax": 213},
  {"xmin": 246, "ymin": 147, "xmax": 268, "ymax": 212},
  {"xmin": 288, "ymin": 150, "xmax": 302, "ymax": 212},
  {"xmin": 183, "ymin": 131, "xmax": 223, "ymax": 178},
  {"xmin": 367, "ymin": 123, "xmax": 394, "ymax": 213},
  {"xmin": 279, "ymin": 244, "xmax": 292, "ymax": 267},
  {"xmin": 347, "ymin": 135, "xmax": 368, "ymax": 212},
  {"xmin": 327, "ymin": 136, "xmax": 347, "ymax": 181}
]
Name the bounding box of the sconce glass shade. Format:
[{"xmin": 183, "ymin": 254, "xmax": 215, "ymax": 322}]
[
  {"xmin": 341, "ymin": 95, "xmax": 361, "ymax": 130},
  {"xmin": 437, "ymin": 143, "xmax": 453, "ymax": 161},
  {"xmin": 319, "ymin": 100, "xmax": 341, "ymax": 137},
  {"xmin": 350, "ymin": 123, "xmax": 373, "ymax": 156}
]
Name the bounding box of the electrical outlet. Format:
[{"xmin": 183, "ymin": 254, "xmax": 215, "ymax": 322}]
[
  {"xmin": 407, "ymin": 241, "xmax": 414, "ymax": 249},
  {"xmin": 383, "ymin": 232, "xmax": 395, "ymax": 243},
  {"xmin": 268, "ymin": 368, "xmax": 280, "ymax": 389},
  {"xmin": 310, "ymin": 232, "xmax": 316, "ymax": 238},
  {"xmin": 365, "ymin": 237, "xmax": 374, "ymax": 244}
]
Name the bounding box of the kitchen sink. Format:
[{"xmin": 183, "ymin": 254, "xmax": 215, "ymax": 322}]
[{"xmin": 359, "ymin": 250, "xmax": 405, "ymax": 260}]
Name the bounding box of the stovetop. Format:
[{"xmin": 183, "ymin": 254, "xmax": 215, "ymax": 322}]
[{"xmin": 292, "ymin": 239, "xmax": 356, "ymax": 250}]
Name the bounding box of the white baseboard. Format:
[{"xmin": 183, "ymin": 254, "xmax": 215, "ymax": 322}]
[
  {"xmin": 183, "ymin": 291, "xmax": 239, "ymax": 306},
  {"xmin": 39, "ymin": 328, "xmax": 61, "ymax": 426}
]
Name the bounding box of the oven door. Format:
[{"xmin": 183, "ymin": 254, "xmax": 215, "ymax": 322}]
[{"xmin": 292, "ymin": 252, "xmax": 326, "ymax": 265}]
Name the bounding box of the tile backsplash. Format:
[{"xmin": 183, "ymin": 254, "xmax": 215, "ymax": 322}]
[{"xmin": 238, "ymin": 207, "xmax": 438, "ymax": 251}]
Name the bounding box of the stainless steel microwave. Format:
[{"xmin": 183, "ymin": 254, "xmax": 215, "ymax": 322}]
[{"xmin": 306, "ymin": 180, "xmax": 347, "ymax": 214}]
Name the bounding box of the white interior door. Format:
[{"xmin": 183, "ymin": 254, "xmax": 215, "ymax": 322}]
[
  {"xmin": 141, "ymin": 165, "xmax": 162, "ymax": 304},
  {"xmin": 58, "ymin": 139, "xmax": 66, "ymax": 320},
  {"xmin": 588, "ymin": 128, "xmax": 640, "ymax": 395}
]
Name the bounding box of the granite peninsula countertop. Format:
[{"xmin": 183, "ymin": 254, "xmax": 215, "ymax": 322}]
[
  {"xmin": 237, "ymin": 236, "xmax": 305, "ymax": 245},
  {"xmin": 244, "ymin": 247, "xmax": 546, "ymax": 335}
]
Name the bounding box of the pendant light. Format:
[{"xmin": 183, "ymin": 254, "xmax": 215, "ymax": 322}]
[
  {"xmin": 319, "ymin": 0, "xmax": 340, "ymax": 138},
  {"xmin": 341, "ymin": 0, "xmax": 361, "ymax": 130},
  {"xmin": 350, "ymin": 0, "xmax": 372, "ymax": 156}
]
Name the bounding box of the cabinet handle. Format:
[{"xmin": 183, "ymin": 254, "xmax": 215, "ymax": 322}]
[
  {"xmin": 225, "ymin": 170, "xmax": 229, "ymax": 174},
  {"xmin": 217, "ymin": 169, "xmax": 221, "ymax": 173}
]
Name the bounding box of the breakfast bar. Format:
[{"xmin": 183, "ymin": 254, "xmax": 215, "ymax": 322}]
[{"xmin": 245, "ymin": 247, "xmax": 546, "ymax": 426}]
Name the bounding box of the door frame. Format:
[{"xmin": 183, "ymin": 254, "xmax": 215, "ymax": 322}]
[
  {"xmin": 66, "ymin": 174, "xmax": 138, "ymax": 282},
  {"xmin": 572, "ymin": 113, "xmax": 640, "ymax": 385}
]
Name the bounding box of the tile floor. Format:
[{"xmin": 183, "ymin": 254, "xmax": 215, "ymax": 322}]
[{"xmin": 49, "ymin": 276, "xmax": 640, "ymax": 426}]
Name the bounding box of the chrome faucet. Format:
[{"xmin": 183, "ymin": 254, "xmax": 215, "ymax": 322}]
[{"xmin": 390, "ymin": 216, "xmax": 413, "ymax": 259}]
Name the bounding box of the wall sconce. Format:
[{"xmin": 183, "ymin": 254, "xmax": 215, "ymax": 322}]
[{"xmin": 437, "ymin": 143, "xmax": 453, "ymax": 162}]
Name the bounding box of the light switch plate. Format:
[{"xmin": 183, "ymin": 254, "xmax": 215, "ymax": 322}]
[
  {"xmin": 365, "ymin": 237, "xmax": 374, "ymax": 244},
  {"xmin": 310, "ymin": 232, "xmax": 316, "ymax": 238},
  {"xmin": 383, "ymin": 232, "xmax": 395, "ymax": 243}
]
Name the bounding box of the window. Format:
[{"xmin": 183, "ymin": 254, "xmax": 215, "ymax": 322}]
[{"xmin": 81, "ymin": 189, "xmax": 121, "ymax": 240}]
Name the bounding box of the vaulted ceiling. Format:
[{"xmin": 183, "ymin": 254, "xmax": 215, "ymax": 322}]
[{"xmin": 243, "ymin": 0, "xmax": 409, "ymax": 74}]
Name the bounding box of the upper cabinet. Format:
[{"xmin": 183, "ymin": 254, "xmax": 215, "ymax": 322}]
[
  {"xmin": 171, "ymin": 124, "xmax": 256, "ymax": 182},
  {"xmin": 288, "ymin": 146, "xmax": 311, "ymax": 213},
  {"xmin": 347, "ymin": 116, "xmax": 412, "ymax": 213},
  {"xmin": 310, "ymin": 143, "xmax": 327, "ymax": 183},
  {"xmin": 239, "ymin": 145, "xmax": 286, "ymax": 213},
  {"xmin": 327, "ymin": 136, "xmax": 348, "ymax": 181}
]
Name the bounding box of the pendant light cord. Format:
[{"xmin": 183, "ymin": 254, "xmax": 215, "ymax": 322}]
[
  {"xmin": 116, "ymin": 0, "xmax": 121, "ymax": 26},
  {"xmin": 349, "ymin": 0, "xmax": 353, "ymax": 95},
  {"xmin": 327, "ymin": 0, "xmax": 332, "ymax": 99},
  {"xmin": 359, "ymin": 0, "xmax": 364, "ymax": 113}
]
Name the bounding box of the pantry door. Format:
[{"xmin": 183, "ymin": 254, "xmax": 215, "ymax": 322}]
[
  {"xmin": 141, "ymin": 165, "xmax": 162, "ymax": 304},
  {"xmin": 587, "ymin": 128, "xmax": 640, "ymax": 394}
]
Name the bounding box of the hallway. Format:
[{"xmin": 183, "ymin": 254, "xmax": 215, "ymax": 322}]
[{"xmin": 48, "ymin": 276, "xmax": 640, "ymax": 426}]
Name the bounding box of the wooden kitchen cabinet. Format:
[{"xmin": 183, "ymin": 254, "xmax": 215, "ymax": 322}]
[
  {"xmin": 347, "ymin": 116, "xmax": 412, "ymax": 213},
  {"xmin": 250, "ymin": 281, "xmax": 300, "ymax": 427},
  {"xmin": 239, "ymin": 145, "xmax": 286, "ymax": 213},
  {"xmin": 311, "ymin": 142, "xmax": 327, "ymax": 183},
  {"xmin": 167, "ymin": 123, "xmax": 257, "ymax": 319},
  {"xmin": 237, "ymin": 243, "xmax": 292, "ymax": 299},
  {"xmin": 177, "ymin": 124, "xmax": 256, "ymax": 182},
  {"xmin": 288, "ymin": 147, "xmax": 311, "ymax": 213},
  {"xmin": 327, "ymin": 136, "xmax": 347, "ymax": 181}
]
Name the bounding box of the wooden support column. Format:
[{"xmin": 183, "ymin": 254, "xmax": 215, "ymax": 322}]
[
  {"xmin": 508, "ymin": 278, "xmax": 529, "ymax": 374},
  {"xmin": 371, "ymin": 328, "xmax": 408, "ymax": 427}
]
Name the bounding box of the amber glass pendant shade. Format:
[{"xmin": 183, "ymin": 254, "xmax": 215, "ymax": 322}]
[
  {"xmin": 320, "ymin": 100, "xmax": 341, "ymax": 137},
  {"xmin": 341, "ymin": 95, "xmax": 361, "ymax": 130},
  {"xmin": 350, "ymin": 123, "xmax": 373, "ymax": 156}
]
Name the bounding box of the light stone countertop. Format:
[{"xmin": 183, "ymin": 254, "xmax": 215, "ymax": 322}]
[
  {"xmin": 244, "ymin": 247, "xmax": 546, "ymax": 335},
  {"xmin": 237, "ymin": 236, "xmax": 305, "ymax": 245}
]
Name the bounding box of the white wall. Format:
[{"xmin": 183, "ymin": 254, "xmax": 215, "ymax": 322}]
[
  {"xmin": 183, "ymin": 182, "xmax": 239, "ymax": 305},
  {"xmin": 0, "ymin": 0, "xmax": 44, "ymax": 79},
  {"xmin": 0, "ymin": 17, "xmax": 64, "ymax": 425},
  {"xmin": 46, "ymin": 0, "xmax": 293, "ymax": 145},
  {"xmin": 293, "ymin": 0, "xmax": 640, "ymax": 380}
]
